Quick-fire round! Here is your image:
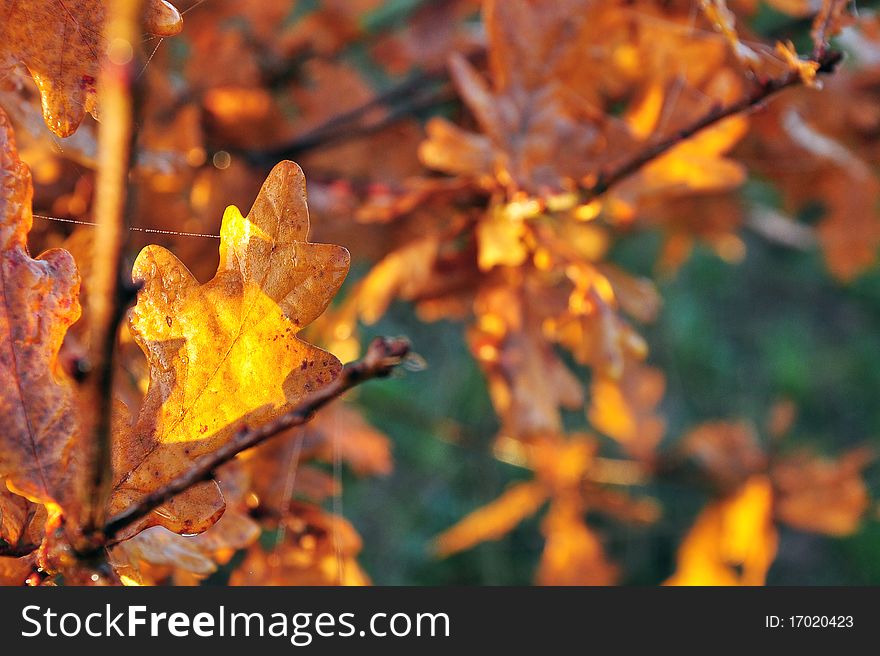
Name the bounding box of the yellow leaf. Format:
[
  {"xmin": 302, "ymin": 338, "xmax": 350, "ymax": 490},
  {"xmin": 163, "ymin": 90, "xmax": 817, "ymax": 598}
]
[
  {"xmin": 110, "ymin": 161, "xmax": 350, "ymax": 538},
  {"xmin": 666, "ymin": 476, "xmax": 777, "ymax": 586},
  {"xmin": 536, "ymin": 497, "xmax": 617, "ymax": 585}
]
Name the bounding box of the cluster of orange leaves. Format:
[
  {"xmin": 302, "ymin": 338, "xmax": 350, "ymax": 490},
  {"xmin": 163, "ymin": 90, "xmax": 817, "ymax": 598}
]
[{"xmin": 0, "ymin": 0, "xmax": 877, "ymax": 585}]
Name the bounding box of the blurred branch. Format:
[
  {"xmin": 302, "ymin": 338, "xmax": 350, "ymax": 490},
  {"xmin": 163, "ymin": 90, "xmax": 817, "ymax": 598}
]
[
  {"xmin": 83, "ymin": 0, "xmax": 143, "ymax": 535},
  {"xmin": 240, "ymin": 49, "xmax": 484, "ymax": 166},
  {"xmin": 98, "ymin": 336, "xmax": 411, "ymax": 544},
  {"xmin": 746, "ymin": 207, "xmax": 817, "ymax": 251}
]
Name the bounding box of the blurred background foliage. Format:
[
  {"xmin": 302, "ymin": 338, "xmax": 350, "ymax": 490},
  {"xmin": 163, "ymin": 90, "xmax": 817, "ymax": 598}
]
[
  {"xmin": 6, "ymin": 0, "xmax": 880, "ymax": 585},
  {"xmin": 346, "ymin": 226, "xmax": 880, "ymax": 585}
]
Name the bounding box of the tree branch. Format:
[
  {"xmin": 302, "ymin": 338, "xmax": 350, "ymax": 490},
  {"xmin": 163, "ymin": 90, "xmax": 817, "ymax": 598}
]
[
  {"xmin": 83, "ymin": 0, "xmax": 143, "ymax": 534},
  {"xmin": 580, "ymin": 48, "xmax": 843, "ymax": 201},
  {"xmin": 239, "ymin": 49, "xmax": 485, "ymax": 167},
  {"xmin": 99, "ymin": 336, "xmax": 411, "ymax": 543}
]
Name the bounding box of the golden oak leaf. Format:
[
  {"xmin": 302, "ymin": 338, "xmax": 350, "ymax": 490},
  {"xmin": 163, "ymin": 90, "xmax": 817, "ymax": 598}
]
[
  {"xmin": 111, "ymin": 510, "xmax": 260, "ymax": 582},
  {"xmin": 420, "ymin": 0, "xmax": 630, "ymax": 195},
  {"xmin": 666, "ymin": 476, "xmax": 777, "ymax": 586},
  {"xmin": 0, "ymin": 108, "xmax": 83, "ymax": 516},
  {"xmin": 110, "ymin": 161, "xmax": 350, "ymax": 538},
  {"xmin": 771, "ymin": 449, "xmax": 872, "ymax": 536},
  {"xmin": 354, "ymin": 236, "xmax": 439, "ymax": 325},
  {"xmin": 110, "ymin": 462, "xmax": 260, "ymax": 583},
  {"xmin": 0, "ymin": 486, "xmax": 29, "ymax": 548},
  {"xmin": 434, "ymin": 480, "xmax": 548, "ymax": 557},
  {"xmin": 748, "ymin": 102, "xmax": 880, "ymax": 281},
  {"xmin": 0, "ymin": 0, "xmax": 183, "ymax": 137}
]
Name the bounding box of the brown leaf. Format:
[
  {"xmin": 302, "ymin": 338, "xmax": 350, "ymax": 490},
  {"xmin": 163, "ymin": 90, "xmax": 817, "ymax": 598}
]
[
  {"xmin": 680, "ymin": 421, "xmax": 767, "ymax": 491},
  {"xmin": 0, "ymin": 1, "xmax": 183, "ymax": 137},
  {"xmin": 0, "ymin": 108, "xmax": 83, "ymax": 518},
  {"xmin": 0, "ymin": 483, "xmax": 47, "ymax": 555},
  {"xmin": 772, "ymin": 448, "xmax": 872, "ymax": 536}
]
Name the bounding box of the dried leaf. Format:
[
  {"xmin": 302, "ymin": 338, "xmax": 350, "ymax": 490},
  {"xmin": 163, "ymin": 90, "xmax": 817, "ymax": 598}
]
[
  {"xmin": 680, "ymin": 421, "xmax": 767, "ymax": 491},
  {"xmin": 110, "ymin": 161, "xmax": 350, "ymax": 538},
  {"xmin": 230, "ymin": 503, "xmax": 369, "ymax": 586},
  {"xmin": 0, "ymin": 108, "xmax": 82, "ymax": 516},
  {"xmin": 772, "ymin": 449, "xmax": 872, "ymax": 536},
  {"xmin": 0, "ymin": 1, "xmax": 183, "ymax": 137},
  {"xmin": 434, "ymin": 480, "xmax": 548, "ymax": 557}
]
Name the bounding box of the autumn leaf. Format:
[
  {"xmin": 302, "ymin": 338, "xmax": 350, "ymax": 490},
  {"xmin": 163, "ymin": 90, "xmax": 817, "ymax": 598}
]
[
  {"xmin": 434, "ymin": 480, "xmax": 548, "ymax": 557},
  {"xmin": 0, "ymin": 484, "xmax": 46, "ymax": 556},
  {"xmin": 109, "ymin": 160, "xmax": 351, "ymax": 539},
  {"xmin": 110, "ymin": 463, "xmax": 260, "ymax": 584},
  {"xmin": 679, "ymin": 421, "xmax": 767, "ymax": 492},
  {"xmin": 0, "ymin": 553, "xmax": 34, "ymax": 585},
  {"xmin": 588, "ymin": 361, "xmax": 666, "ymax": 461},
  {"xmin": 0, "ymin": 108, "xmax": 83, "ymax": 518},
  {"xmin": 0, "ymin": 0, "xmax": 183, "ymax": 137},
  {"xmin": 230, "ymin": 503, "xmax": 370, "ymax": 586},
  {"xmin": 772, "ymin": 448, "xmax": 872, "ymax": 536},
  {"xmin": 536, "ymin": 497, "xmax": 617, "ymax": 586},
  {"xmin": 666, "ymin": 476, "xmax": 777, "ymax": 586}
]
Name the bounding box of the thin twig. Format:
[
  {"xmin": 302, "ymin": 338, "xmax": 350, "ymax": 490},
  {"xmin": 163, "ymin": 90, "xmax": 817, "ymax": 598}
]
[
  {"xmin": 83, "ymin": 0, "xmax": 144, "ymax": 534},
  {"xmin": 812, "ymin": 0, "xmax": 850, "ymax": 61},
  {"xmin": 240, "ymin": 49, "xmax": 484, "ymax": 167},
  {"xmin": 99, "ymin": 336, "xmax": 411, "ymax": 543},
  {"xmin": 581, "ymin": 49, "xmax": 843, "ymax": 201}
]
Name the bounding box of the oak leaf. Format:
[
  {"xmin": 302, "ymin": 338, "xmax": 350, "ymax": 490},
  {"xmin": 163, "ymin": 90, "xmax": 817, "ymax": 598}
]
[
  {"xmin": 0, "ymin": 0, "xmax": 183, "ymax": 137},
  {"xmin": 0, "ymin": 483, "xmax": 46, "ymax": 556},
  {"xmin": 110, "ymin": 161, "xmax": 350, "ymax": 539},
  {"xmin": 0, "ymin": 108, "xmax": 83, "ymax": 517}
]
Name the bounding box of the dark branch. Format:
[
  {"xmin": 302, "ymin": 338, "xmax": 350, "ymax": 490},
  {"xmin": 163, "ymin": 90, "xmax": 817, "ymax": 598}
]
[
  {"xmin": 581, "ymin": 48, "xmax": 844, "ymax": 201},
  {"xmin": 99, "ymin": 336, "xmax": 411, "ymax": 543},
  {"xmin": 238, "ymin": 49, "xmax": 485, "ymax": 167}
]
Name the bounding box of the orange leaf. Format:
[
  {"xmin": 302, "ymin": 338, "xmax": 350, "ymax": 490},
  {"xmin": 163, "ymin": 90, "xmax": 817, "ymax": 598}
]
[
  {"xmin": 110, "ymin": 161, "xmax": 350, "ymax": 539},
  {"xmin": 666, "ymin": 476, "xmax": 777, "ymax": 586},
  {"xmin": 434, "ymin": 480, "xmax": 548, "ymax": 557},
  {"xmin": 0, "ymin": 1, "xmax": 183, "ymax": 137}
]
